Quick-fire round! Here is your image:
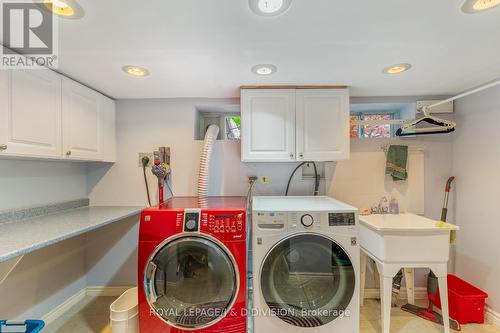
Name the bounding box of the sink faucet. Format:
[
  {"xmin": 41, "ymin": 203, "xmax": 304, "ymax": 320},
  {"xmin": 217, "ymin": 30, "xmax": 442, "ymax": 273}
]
[{"xmin": 371, "ymin": 196, "xmax": 389, "ymax": 214}]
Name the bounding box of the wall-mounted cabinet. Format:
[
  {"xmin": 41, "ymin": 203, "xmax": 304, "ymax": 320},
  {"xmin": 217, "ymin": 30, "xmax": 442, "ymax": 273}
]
[
  {"xmin": 0, "ymin": 69, "xmax": 116, "ymax": 162},
  {"xmin": 240, "ymin": 87, "xmax": 349, "ymax": 162},
  {"xmin": 0, "ymin": 69, "xmax": 62, "ymax": 158}
]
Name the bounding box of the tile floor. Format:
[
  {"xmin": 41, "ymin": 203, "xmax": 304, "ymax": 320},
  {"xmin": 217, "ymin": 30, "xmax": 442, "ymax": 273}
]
[{"xmin": 44, "ymin": 296, "xmax": 500, "ymax": 333}]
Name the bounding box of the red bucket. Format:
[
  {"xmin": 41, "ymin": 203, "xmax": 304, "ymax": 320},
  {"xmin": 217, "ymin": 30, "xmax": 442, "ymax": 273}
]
[{"xmin": 434, "ymin": 274, "xmax": 488, "ymax": 324}]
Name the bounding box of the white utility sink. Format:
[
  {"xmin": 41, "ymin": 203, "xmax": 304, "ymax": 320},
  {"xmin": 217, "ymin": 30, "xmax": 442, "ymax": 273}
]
[
  {"xmin": 359, "ymin": 213, "xmax": 459, "ymax": 333},
  {"xmin": 359, "ymin": 213, "xmax": 459, "ymax": 263}
]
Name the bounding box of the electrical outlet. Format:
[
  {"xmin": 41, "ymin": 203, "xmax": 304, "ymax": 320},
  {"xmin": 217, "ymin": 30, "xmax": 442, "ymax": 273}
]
[
  {"xmin": 260, "ymin": 176, "xmax": 270, "ymax": 184},
  {"xmin": 138, "ymin": 153, "xmax": 154, "ymax": 167}
]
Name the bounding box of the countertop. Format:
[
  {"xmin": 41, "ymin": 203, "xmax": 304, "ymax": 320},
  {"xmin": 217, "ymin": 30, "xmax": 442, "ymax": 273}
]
[
  {"xmin": 359, "ymin": 213, "xmax": 459, "ymax": 233},
  {"xmin": 0, "ymin": 206, "xmax": 143, "ymax": 263}
]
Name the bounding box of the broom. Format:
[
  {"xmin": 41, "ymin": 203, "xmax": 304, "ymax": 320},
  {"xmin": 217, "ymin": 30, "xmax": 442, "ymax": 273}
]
[{"xmin": 400, "ymin": 177, "xmax": 461, "ymax": 331}]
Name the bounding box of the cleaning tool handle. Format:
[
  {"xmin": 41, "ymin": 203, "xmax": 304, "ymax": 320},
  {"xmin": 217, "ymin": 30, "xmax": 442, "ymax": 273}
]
[
  {"xmin": 441, "ymin": 208, "xmax": 448, "ymax": 223},
  {"xmin": 445, "ymin": 176, "xmax": 455, "ymax": 192}
]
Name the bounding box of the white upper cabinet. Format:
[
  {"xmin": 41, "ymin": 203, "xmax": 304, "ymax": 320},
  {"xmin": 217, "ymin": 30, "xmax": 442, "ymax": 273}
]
[
  {"xmin": 0, "ymin": 69, "xmax": 116, "ymax": 162},
  {"xmin": 241, "ymin": 89, "xmax": 296, "ymax": 162},
  {"xmin": 296, "ymin": 89, "xmax": 349, "ymax": 161},
  {"xmin": 240, "ymin": 88, "xmax": 350, "ymax": 162},
  {"xmin": 0, "ymin": 69, "xmax": 62, "ymax": 158},
  {"xmin": 62, "ymin": 77, "xmax": 104, "ymax": 161}
]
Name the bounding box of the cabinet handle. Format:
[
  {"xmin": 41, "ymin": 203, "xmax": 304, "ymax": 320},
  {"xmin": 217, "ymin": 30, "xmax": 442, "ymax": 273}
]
[
  {"xmin": 299, "ymin": 153, "xmax": 304, "ymax": 158},
  {"xmin": 289, "ymin": 153, "xmax": 294, "ymax": 158},
  {"xmin": 66, "ymin": 150, "xmax": 72, "ymax": 156},
  {"xmin": 0, "ymin": 144, "xmax": 7, "ymax": 151}
]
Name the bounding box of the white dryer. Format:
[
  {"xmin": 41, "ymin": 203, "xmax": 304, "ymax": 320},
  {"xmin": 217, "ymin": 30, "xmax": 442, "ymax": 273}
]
[{"xmin": 252, "ymin": 196, "xmax": 359, "ymax": 333}]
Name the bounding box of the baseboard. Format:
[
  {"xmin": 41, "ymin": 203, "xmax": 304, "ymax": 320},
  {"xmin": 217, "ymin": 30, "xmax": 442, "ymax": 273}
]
[
  {"xmin": 486, "ymin": 306, "xmax": 500, "ymax": 329},
  {"xmin": 41, "ymin": 288, "xmax": 87, "ymax": 326},
  {"xmin": 364, "ymin": 287, "xmax": 427, "ymax": 301},
  {"xmin": 86, "ymin": 286, "xmax": 134, "ymax": 297},
  {"xmin": 41, "ymin": 286, "xmax": 135, "ymax": 325}
]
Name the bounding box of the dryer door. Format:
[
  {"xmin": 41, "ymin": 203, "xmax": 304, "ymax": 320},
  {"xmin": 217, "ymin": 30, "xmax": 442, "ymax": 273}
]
[
  {"xmin": 260, "ymin": 233, "xmax": 355, "ymax": 327},
  {"xmin": 145, "ymin": 235, "xmax": 238, "ymax": 330}
]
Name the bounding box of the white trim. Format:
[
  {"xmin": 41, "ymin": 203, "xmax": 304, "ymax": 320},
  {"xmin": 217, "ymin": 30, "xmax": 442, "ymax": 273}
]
[
  {"xmin": 41, "ymin": 286, "xmax": 136, "ymax": 325},
  {"xmin": 363, "ymin": 287, "xmax": 428, "ymax": 301},
  {"xmin": 41, "ymin": 288, "xmax": 87, "ymax": 325},
  {"xmin": 486, "ymin": 306, "xmax": 500, "ymax": 329},
  {"xmin": 86, "ymin": 286, "xmax": 134, "ymax": 297}
]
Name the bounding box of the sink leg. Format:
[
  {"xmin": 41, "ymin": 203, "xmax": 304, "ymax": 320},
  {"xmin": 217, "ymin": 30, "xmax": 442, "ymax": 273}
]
[
  {"xmin": 437, "ymin": 276, "xmax": 450, "ymax": 333},
  {"xmin": 404, "ymin": 268, "xmax": 415, "ymax": 305},
  {"xmin": 380, "ymin": 274, "xmax": 393, "ymax": 333},
  {"xmin": 360, "ymin": 251, "xmax": 367, "ymax": 307}
]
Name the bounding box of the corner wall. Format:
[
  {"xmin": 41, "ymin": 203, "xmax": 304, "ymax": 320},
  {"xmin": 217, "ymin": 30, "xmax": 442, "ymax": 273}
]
[{"xmin": 453, "ymin": 84, "xmax": 500, "ymax": 313}]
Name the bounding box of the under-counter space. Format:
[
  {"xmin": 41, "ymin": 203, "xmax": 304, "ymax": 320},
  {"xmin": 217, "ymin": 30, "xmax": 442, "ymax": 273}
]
[{"xmin": 0, "ymin": 206, "xmax": 143, "ymax": 263}]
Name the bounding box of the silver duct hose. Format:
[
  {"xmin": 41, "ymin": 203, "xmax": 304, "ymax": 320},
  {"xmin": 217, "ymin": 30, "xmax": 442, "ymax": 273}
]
[{"xmin": 198, "ymin": 124, "xmax": 220, "ymax": 198}]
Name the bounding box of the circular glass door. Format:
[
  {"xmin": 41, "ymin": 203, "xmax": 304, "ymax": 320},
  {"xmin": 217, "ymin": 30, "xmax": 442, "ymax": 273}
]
[
  {"xmin": 145, "ymin": 235, "xmax": 238, "ymax": 330},
  {"xmin": 260, "ymin": 234, "xmax": 355, "ymax": 327}
]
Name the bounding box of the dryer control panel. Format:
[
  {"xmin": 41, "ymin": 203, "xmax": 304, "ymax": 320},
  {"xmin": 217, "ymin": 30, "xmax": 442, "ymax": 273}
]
[{"xmin": 202, "ymin": 212, "xmax": 245, "ymax": 241}]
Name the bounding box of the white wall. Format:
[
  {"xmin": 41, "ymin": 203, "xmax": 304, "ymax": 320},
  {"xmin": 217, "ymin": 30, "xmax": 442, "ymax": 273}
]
[
  {"xmin": 453, "ymin": 85, "xmax": 500, "ymax": 313},
  {"xmin": 0, "ymin": 160, "xmax": 89, "ymax": 319},
  {"xmin": 0, "ymin": 159, "xmax": 88, "ymax": 210}
]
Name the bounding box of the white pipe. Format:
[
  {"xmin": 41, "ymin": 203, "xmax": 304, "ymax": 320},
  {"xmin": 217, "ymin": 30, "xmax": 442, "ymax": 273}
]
[
  {"xmin": 198, "ymin": 124, "xmax": 220, "ymax": 197},
  {"xmin": 424, "ymin": 78, "xmax": 500, "ymax": 112}
]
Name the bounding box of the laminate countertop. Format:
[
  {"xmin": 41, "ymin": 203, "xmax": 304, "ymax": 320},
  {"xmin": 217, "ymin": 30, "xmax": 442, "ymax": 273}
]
[{"xmin": 0, "ymin": 206, "xmax": 143, "ymax": 263}]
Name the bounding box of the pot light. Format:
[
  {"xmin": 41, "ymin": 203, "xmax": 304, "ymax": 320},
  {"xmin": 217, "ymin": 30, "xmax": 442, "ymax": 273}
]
[
  {"xmin": 383, "ymin": 63, "xmax": 412, "ymax": 75},
  {"xmin": 249, "ymin": 0, "xmax": 292, "ymax": 17},
  {"xmin": 462, "ymin": 0, "xmax": 500, "ymax": 13},
  {"xmin": 122, "ymin": 66, "xmax": 150, "ymax": 77},
  {"xmin": 251, "ymin": 64, "xmax": 277, "ymax": 76},
  {"xmin": 43, "ymin": 0, "xmax": 74, "ymax": 17},
  {"xmin": 42, "ymin": 0, "xmax": 84, "ymax": 18}
]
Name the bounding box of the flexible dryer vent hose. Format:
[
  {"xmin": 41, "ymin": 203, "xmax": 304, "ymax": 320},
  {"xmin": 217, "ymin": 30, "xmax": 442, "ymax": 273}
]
[{"xmin": 198, "ymin": 124, "xmax": 220, "ymax": 197}]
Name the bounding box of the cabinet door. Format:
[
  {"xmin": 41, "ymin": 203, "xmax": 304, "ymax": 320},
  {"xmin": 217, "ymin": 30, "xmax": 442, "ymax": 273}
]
[
  {"xmin": 296, "ymin": 89, "xmax": 350, "ymax": 161},
  {"xmin": 0, "ymin": 69, "xmax": 62, "ymax": 158},
  {"xmin": 100, "ymin": 95, "xmax": 116, "ymax": 163},
  {"xmin": 241, "ymin": 89, "xmax": 296, "ymax": 162},
  {"xmin": 62, "ymin": 77, "xmax": 103, "ymax": 161}
]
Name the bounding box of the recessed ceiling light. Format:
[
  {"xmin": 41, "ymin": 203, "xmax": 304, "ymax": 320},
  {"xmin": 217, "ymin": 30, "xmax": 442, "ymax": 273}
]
[
  {"xmin": 462, "ymin": 0, "xmax": 500, "ymax": 13},
  {"xmin": 249, "ymin": 0, "xmax": 292, "ymax": 17},
  {"xmin": 43, "ymin": 0, "xmax": 74, "ymax": 17},
  {"xmin": 383, "ymin": 63, "xmax": 412, "ymax": 75},
  {"xmin": 42, "ymin": 0, "xmax": 84, "ymax": 18},
  {"xmin": 252, "ymin": 64, "xmax": 277, "ymax": 76},
  {"xmin": 122, "ymin": 66, "xmax": 150, "ymax": 77}
]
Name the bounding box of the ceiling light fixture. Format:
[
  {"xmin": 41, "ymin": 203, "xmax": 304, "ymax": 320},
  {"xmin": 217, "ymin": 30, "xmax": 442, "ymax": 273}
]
[
  {"xmin": 122, "ymin": 66, "xmax": 150, "ymax": 77},
  {"xmin": 42, "ymin": 0, "xmax": 84, "ymax": 18},
  {"xmin": 43, "ymin": 0, "xmax": 74, "ymax": 17},
  {"xmin": 251, "ymin": 64, "xmax": 277, "ymax": 76},
  {"xmin": 249, "ymin": 0, "xmax": 292, "ymax": 17},
  {"xmin": 383, "ymin": 63, "xmax": 412, "ymax": 75},
  {"xmin": 461, "ymin": 0, "xmax": 500, "ymax": 13}
]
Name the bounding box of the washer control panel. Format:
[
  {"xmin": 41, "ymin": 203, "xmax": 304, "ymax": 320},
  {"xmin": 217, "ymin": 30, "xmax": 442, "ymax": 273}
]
[
  {"xmin": 207, "ymin": 213, "xmax": 244, "ymax": 235},
  {"xmin": 255, "ymin": 210, "xmax": 357, "ymax": 234},
  {"xmin": 328, "ymin": 212, "xmax": 356, "ymax": 226},
  {"xmin": 300, "ymin": 214, "xmax": 314, "ymax": 227},
  {"xmin": 183, "ymin": 209, "xmax": 201, "ymax": 232}
]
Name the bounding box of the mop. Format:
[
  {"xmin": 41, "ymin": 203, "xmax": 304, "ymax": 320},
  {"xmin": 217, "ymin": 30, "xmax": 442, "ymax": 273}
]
[{"xmin": 400, "ymin": 177, "xmax": 461, "ymax": 331}]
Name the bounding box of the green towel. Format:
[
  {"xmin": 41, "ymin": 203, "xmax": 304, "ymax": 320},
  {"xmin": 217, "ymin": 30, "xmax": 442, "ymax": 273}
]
[{"xmin": 385, "ymin": 145, "xmax": 408, "ymax": 181}]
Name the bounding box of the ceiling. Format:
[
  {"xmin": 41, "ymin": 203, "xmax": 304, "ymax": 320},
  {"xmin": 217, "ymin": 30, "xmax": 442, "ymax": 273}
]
[{"xmin": 51, "ymin": 0, "xmax": 500, "ymax": 98}]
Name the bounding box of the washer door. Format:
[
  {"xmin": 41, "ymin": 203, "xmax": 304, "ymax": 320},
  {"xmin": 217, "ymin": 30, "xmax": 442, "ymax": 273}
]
[
  {"xmin": 260, "ymin": 234, "xmax": 355, "ymax": 327},
  {"xmin": 145, "ymin": 236, "xmax": 238, "ymax": 330}
]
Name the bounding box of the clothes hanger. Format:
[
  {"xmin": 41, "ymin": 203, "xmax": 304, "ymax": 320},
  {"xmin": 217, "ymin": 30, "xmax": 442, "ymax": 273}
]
[{"xmin": 396, "ymin": 106, "xmax": 456, "ymax": 137}]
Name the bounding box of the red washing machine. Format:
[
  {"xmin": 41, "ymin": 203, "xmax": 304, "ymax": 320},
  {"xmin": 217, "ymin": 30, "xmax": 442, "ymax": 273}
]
[{"xmin": 138, "ymin": 196, "xmax": 247, "ymax": 333}]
